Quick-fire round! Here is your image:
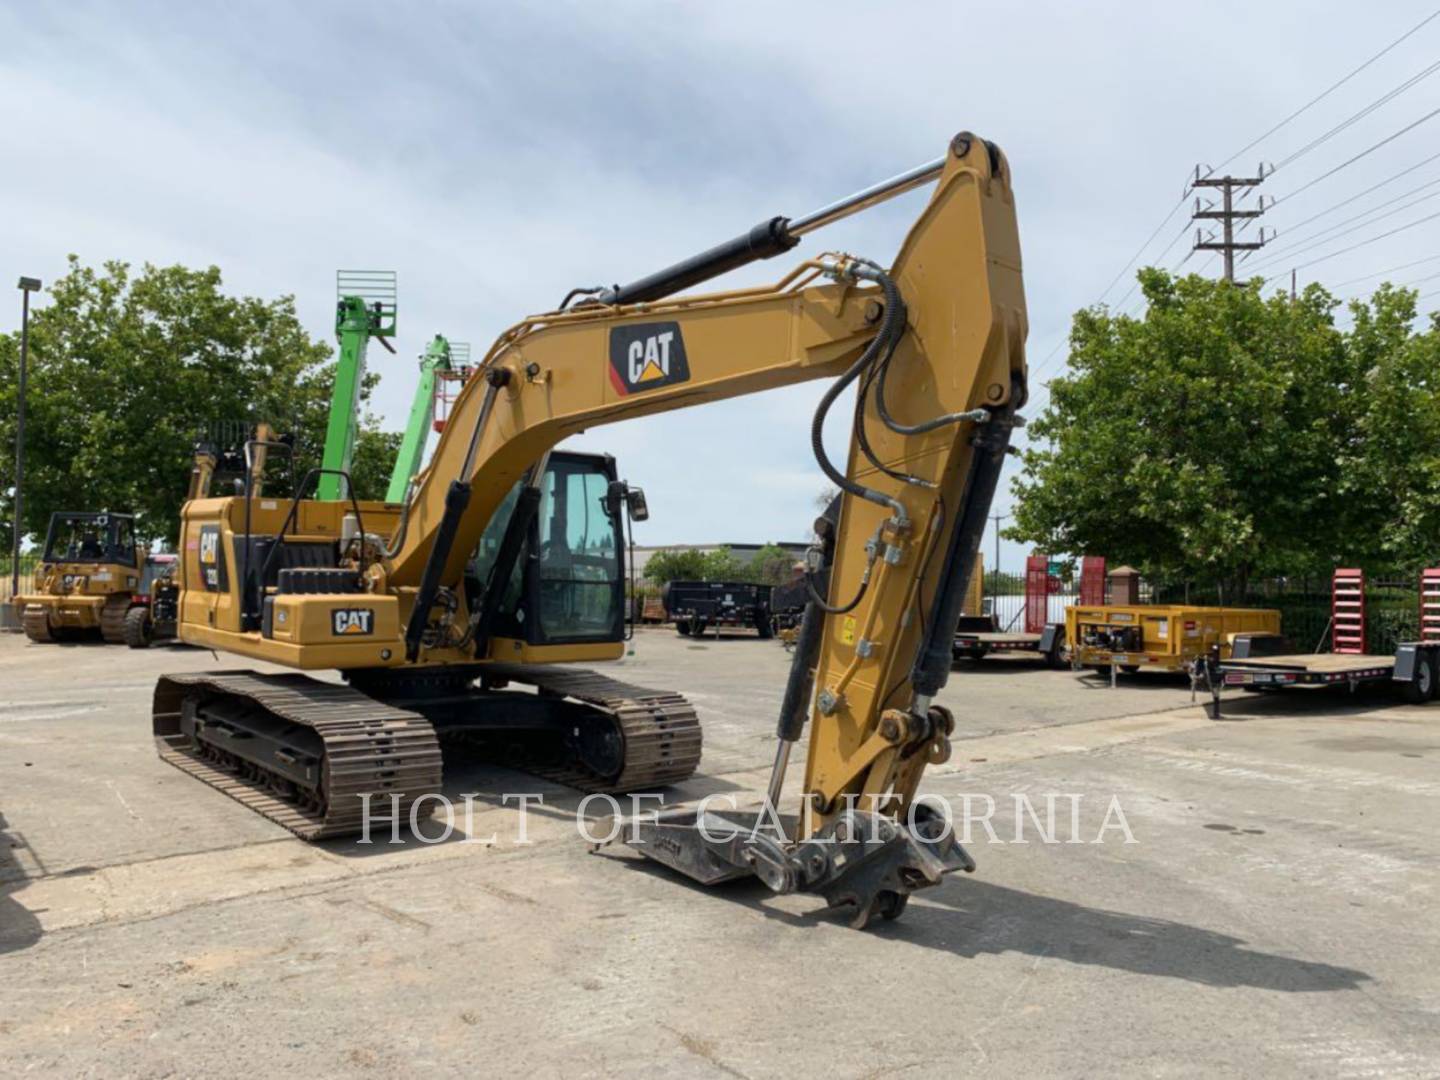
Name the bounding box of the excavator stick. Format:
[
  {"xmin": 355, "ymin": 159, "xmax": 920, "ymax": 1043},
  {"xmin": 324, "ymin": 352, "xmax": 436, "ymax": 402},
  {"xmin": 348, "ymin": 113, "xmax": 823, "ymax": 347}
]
[{"xmin": 592, "ymin": 133, "xmax": 1027, "ymax": 923}]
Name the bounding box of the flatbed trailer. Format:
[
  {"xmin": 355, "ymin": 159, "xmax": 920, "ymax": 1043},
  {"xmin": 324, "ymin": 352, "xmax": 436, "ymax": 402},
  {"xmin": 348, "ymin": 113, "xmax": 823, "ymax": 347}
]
[
  {"xmin": 952, "ymin": 615, "xmax": 1065, "ymax": 667},
  {"xmin": 1203, "ymin": 642, "xmax": 1439, "ymax": 719}
]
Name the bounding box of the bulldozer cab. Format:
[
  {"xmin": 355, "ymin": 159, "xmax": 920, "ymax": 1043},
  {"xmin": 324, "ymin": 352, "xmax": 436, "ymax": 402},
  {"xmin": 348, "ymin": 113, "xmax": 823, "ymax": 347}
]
[
  {"xmin": 469, "ymin": 451, "xmax": 627, "ymax": 648},
  {"xmin": 41, "ymin": 512, "xmax": 138, "ymax": 568}
]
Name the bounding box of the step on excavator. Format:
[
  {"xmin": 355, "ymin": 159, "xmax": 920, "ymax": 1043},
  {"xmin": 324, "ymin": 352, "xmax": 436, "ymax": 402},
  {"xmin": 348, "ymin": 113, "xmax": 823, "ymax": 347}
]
[{"xmin": 152, "ymin": 132, "xmax": 1027, "ymax": 925}]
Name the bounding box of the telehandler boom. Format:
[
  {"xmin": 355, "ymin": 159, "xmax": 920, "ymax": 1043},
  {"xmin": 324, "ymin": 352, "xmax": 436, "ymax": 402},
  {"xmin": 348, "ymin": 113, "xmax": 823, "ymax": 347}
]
[
  {"xmin": 153, "ymin": 132, "xmax": 1026, "ymax": 925},
  {"xmin": 318, "ymin": 271, "xmax": 397, "ymax": 501},
  {"xmin": 383, "ymin": 334, "xmax": 459, "ymax": 504}
]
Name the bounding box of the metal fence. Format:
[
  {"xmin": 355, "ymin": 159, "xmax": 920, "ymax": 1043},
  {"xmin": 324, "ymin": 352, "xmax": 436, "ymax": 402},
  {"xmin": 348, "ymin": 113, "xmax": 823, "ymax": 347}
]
[
  {"xmin": 0, "ymin": 555, "xmax": 41, "ymax": 605},
  {"xmin": 981, "ymin": 563, "xmax": 1151, "ymax": 632},
  {"xmin": 1151, "ymin": 577, "xmax": 1420, "ymax": 657}
]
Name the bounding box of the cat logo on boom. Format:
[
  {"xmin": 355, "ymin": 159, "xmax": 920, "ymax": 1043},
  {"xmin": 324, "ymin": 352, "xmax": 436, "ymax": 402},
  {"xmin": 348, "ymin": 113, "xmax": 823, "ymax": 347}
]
[
  {"xmin": 331, "ymin": 608, "xmax": 375, "ymax": 636},
  {"xmin": 608, "ymin": 321, "xmax": 690, "ymax": 396}
]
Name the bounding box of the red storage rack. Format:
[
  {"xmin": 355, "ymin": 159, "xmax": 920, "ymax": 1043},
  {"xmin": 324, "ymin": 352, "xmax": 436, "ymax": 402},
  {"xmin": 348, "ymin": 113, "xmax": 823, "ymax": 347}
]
[
  {"xmin": 1079, "ymin": 556, "xmax": 1106, "ymax": 605},
  {"xmin": 1331, "ymin": 568, "xmax": 1366, "ymax": 654},
  {"xmin": 1420, "ymin": 568, "xmax": 1440, "ymax": 644},
  {"xmin": 1024, "ymin": 555, "xmax": 1048, "ymax": 634}
]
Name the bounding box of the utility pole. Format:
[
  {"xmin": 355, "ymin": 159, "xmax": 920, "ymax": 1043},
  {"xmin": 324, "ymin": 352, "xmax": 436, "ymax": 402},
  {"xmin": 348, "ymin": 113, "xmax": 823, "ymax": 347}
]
[
  {"xmin": 1191, "ymin": 167, "xmax": 1270, "ymax": 282},
  {"xmin": 990, "ymin": 513, "xmax": 1008, "ymax": 602},
  {"xmin": 12, "ymin": 276, "xmax": 41, "ymax": 608}
]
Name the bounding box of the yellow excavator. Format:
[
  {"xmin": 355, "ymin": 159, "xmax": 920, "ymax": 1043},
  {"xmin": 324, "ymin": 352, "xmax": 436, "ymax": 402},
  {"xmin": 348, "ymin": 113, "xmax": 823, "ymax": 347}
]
[{"xmin": 152, "ymin": 132, "xmax": 1026, "ymax": 925}]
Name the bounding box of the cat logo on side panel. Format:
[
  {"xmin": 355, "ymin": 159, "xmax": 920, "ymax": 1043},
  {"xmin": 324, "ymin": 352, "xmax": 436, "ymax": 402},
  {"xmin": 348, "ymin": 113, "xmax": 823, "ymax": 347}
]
[
  {"xmin": 332, "ymin": 608, "xmax": 374, "ymax": 636},
  {"xmin": 608, "ymin": 322, "xmax": 690, "ymax": 395}
]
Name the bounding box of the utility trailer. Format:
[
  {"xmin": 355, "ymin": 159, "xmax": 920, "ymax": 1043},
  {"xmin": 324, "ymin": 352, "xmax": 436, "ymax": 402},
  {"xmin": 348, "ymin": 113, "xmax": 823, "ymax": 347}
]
[
  {"xmin": 952, "ymin": 614, "xmax": 1065, "ymax": 667},
  {"xmin": 663, "ymin": 580, "xmax": 774, "ymax": 638},
  {"xmin": 1201, "ymin": 566, "xmax": 1440, "ymax": 717},
  {"xmin": 1202, "ymin": 640, "xmax": 1439, "ymax": 718},
  {"xmin": 1068, "ymin": 604, "xmax": 1281, "ymax": 675}
]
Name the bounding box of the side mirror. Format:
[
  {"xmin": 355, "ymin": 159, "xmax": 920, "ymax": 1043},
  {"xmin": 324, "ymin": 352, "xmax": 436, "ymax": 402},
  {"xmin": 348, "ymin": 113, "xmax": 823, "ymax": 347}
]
[
  {"xmin": 626, "ymin": 487, "xmax": 649, "ymax": 522},
  {"xmin": 605, "ymin": 480, "xmax": 650, "ymax": 522}
]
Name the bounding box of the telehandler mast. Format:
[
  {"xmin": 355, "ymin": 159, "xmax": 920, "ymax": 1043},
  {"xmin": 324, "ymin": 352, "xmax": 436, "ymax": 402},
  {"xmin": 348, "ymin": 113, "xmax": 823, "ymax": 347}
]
[
  {"xmin": 153, "ymin": 132, "xmax": 1026, "ymax": 926},
  {"xmin": 384, "ymin": 334, "xmax": 463, "ymax": 504},
  {"xmin": 318, "ymin": 271, "xmax": 397, "ymax": 501}
]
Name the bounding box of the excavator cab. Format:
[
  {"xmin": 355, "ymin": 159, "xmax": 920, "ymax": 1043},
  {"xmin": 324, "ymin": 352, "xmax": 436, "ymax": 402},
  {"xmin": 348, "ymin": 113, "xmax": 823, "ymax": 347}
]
[{"xmin": 468, "ymin": 451, "xmax": 628, "ymax": 647}]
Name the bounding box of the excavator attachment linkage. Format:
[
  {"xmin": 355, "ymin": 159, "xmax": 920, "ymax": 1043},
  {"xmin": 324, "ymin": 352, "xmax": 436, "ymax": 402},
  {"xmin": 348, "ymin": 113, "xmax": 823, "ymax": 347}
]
[{"xmin": 606, "ymin": 803, "xmax": 974, "ymax": 929}]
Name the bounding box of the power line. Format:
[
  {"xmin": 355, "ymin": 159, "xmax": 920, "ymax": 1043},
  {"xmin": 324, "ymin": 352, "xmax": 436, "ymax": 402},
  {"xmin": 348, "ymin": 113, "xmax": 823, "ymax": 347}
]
[
  {"xmin": 1334, "ymin": 252, "xmax": 1440, "ymax": 287},
  {"xmin": 1274, "ymin": 156, "xmax": 1440, "ymax": 237},
  {"xmin": 1213, "ymin": 7, "xmax": 1440, "ymax": 171},
  {"xmin": 1280, "ymin": 206, "xmax": 1440, "ymax": 274},
  {"xmin": 1094, "ymin": 193, "xmax": 1191, "ymax": 303},
  {"xmin": 1400, "ymin": 267, "xmax": 1440, "ymax": 288},
  {"xmin": 1273, "ymin": 103, "xmax": 1440, "ymax": 207},
  {"xmin": 1030, "ymin": 187, "xmax": 1195, "ymax": 386},
  {"xmin": 1273, "ymin": 55, "xmax": 1440, "ymax": 171},
  {"xmin": 1249, "ymin": 184, "xmax": 1440, "ymax": 272},
  {"xmin": 1112, "ymin": 219, "xmax": 1193, "ymax": 310},
  {"xmin": 1029, "ymin": 13, "xmax": 1440, "ymax": 408}
]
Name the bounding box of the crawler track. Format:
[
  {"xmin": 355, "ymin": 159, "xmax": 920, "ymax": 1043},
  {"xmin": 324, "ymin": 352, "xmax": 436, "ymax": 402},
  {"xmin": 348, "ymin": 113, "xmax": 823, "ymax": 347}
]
[
  {"xmin": 153, "ymin": 665, "xmax": 702, "ymax": 840},
  {"xmin": 21, "ymin": 606, "xmax": 53, "ymax": 643},
  {"xmin": 482, "ymin": 664, "xmax": 703, "ymax": 792},
  {"xmin": 153, "ymin": 671, "xmax": 444, "ymax": 840}
]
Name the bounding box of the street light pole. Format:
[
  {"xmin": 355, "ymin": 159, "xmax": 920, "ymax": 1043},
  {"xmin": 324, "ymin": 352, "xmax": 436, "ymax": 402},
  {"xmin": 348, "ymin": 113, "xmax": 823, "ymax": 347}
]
[
  {"xmin": 989, "ymin": 513, "xmax": 1009, "ymax": 603},
  {"xmin": 12, "ymin": 276, "xmax": 41, "ymax": 606}
]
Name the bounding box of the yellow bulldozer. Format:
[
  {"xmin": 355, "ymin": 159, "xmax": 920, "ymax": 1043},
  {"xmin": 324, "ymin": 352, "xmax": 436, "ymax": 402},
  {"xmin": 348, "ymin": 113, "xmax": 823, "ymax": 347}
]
[{"xmin": 15, "ymin": 511, "xmax": 147, "ymax": 643}]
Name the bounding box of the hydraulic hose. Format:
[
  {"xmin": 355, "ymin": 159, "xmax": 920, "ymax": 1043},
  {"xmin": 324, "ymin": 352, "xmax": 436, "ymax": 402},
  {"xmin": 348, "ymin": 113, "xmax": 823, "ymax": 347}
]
[
  {"xmin": 809, "ymin": 274, "xmax": 909, "ymax": 526},
  {"xmin": 850, "ymin": 263, "xmax": 987, "ymax": 437}
]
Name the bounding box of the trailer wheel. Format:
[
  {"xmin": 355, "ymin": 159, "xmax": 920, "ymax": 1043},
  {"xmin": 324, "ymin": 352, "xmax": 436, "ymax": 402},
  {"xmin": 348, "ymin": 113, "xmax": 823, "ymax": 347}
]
[
  {"xmin": 674, "ymin": 620, "xmax": 691, "ymax": 636},
  {"xmin": 1044, "ymin": 645, "xmax": 1066, "ymax": 670},
  {"xmin": 1401, "ymin": 653, "xmax": 1436, "ymax": 704},
  {"xmin": 755, "ymin": 618, "xmax": 774, "ymax": 640},
  {"xmin": 690, "ymin": 620, "xmax": 709, "ymax": 638}
]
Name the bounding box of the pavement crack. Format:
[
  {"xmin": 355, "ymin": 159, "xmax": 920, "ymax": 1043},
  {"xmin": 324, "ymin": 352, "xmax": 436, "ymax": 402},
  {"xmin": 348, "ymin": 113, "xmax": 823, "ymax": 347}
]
[{"xmin": 660, "ymin": 1023, "xmax": 750, "ymax": 1079}]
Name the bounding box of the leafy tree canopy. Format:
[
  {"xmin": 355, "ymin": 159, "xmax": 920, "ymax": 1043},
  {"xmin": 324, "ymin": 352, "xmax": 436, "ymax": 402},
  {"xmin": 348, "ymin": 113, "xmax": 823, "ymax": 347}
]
[
  {"xmin": 1010, "ymin": 270, "xmax": 1437, "ymax": 586},
  {"xmin": 0, "ymin": 258, "xmax": 400, "ymax": 546},
  {"xmin": 641, "ymin": 544, "xmax": 798, "ymax": 585}
]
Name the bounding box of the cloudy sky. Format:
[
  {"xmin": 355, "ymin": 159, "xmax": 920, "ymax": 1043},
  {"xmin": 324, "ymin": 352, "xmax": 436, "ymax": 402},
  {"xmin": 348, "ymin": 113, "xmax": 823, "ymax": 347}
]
[{"xmin": 4, "ymin": 1, "xmax": 1439, "ymax": 569}]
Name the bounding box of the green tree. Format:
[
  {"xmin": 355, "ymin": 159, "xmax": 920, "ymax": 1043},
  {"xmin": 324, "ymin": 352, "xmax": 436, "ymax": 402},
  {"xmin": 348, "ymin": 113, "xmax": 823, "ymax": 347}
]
[
  {"xmin": 746, "ymin": 543, "xmax": 797, "ymax": 586},
  {"xmin": 643, "ymin": 545, "xmax": 744, "ymax": 584},
  {"xmin": 642, "ymin": 548, "xmax": 711, "ymax": 584},
  {"xmin": 0, "ymin": 258, "xmax": 396, "ymax": 545},
  {"xmin": 700, "ymin": 546, "xmax": 742, "ymax": 581},
  {"xmin": 1338, "ymin": 285, "xmax": 1440, "ymax": 572},
  {"xmin": 1009, "ymin": 270, "xmax": 1353, "ymax": 587},
  {"xmin": 350, "ymin": 419, "xmax": 404, "ymax": 502}
]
